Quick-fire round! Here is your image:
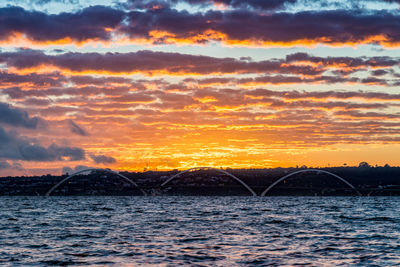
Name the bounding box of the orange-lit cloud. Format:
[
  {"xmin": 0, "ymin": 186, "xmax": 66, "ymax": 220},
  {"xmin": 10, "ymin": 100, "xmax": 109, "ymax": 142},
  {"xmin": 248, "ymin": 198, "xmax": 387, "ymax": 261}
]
[
  {"xmin": 2, "ymin": 5, "xmax": 400, "ymax": 48},
  {"xmin": 3, "ymin": 2, "xmax": 400, "ymax": 175}
]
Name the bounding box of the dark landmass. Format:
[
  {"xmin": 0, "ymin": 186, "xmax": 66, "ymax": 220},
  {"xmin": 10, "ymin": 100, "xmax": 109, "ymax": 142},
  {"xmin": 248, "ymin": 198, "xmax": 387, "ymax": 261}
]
[{"xmin": 1, "ymin": 165, "xmax": 400, "ymax": 196}]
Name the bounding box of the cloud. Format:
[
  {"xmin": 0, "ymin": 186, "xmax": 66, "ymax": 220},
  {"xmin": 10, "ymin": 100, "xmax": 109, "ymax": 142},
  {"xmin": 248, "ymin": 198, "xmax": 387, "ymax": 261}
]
[
  {"xmin": 286, "ymin": 52, "xmax": 398, "ymax": 68},
  {"xmin": 0, "ymin": 50, "xmax": 349, "ymax": 76},
  {"xmin": 0, "ymin": 71, "xmax": 65, "ymax": 87},
  {"xmin": 69, "ymin": 75, "xmax": 132, "ymax": 85},
  {"xmin": 0, "ymin": 6, "xmax": 124, "ymax": 42},
  {"xmin": 127, "ymin": 0, "xmax": 298, "ymax": 10},
  {"xmin": 0, "ymin": 5, "xmax": 399, "ymax": 47},
  {"xmin": 371, "ymin": 69, "xmax": 391, "ymax": 76},
  {"xmin": 194, "ymin": 0, "xmax": 298, "ymax": 10},
  {"xmin": 0, "ymin": 161, "xmax": 24, "ymax": 171},
  {"xmin": 16, "ymin": 0, "xmax": 400, "ymax": 12},
  {"xmin": 62, "ymin": 165, "xmax": 91, "ymax": 175},
  {"xmin": 68, "ymin": 119, "xmax": 88, "ymax": 136},
  {"xmin": 121, "ymin": 8, "xmax": 400, "ymax": 47},
  {"xmin": 0, "ymin": 126, "xmax": 85, "ymax": 161},
  {"xmin": 2, "ymin": 50, "xmax": 399, "ymax": 85},
  {"xmin": 30, "ymin": 0, "xmax": 78, "ymax": 4},
  {"xmin": 0, "ymin": 102, "xmax": 41, "ymax": 128},
  {"xmin": 19, "ymin": 143, "xmax": 85, "ymax": 161},
  {"xmin": 90, "ymin": 154, "xmax": 117, "ymax": 164},
  {"xmin": 244, "ymin": 88, "xmax": 400, "ymax": 101}
]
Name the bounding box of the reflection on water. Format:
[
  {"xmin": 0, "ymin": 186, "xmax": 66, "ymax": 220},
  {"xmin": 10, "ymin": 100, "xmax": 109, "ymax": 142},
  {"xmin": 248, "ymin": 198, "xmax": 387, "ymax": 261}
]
[{"xmin": 0, "ymin": 196, "xmax": 399, "ymax": 265}]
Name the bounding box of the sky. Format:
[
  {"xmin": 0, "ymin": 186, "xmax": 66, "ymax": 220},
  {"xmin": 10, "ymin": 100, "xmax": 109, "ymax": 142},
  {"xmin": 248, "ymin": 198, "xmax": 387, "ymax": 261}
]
[{"xmin": 1, "ymin": 0, "xmax": 400, "ymax": 175}]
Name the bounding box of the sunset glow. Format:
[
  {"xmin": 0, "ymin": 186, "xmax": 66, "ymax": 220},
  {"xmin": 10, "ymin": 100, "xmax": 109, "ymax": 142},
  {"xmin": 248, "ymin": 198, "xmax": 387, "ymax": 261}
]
[{"xmin": 1, "ymin": 0, "xmax": 400, "ymax": 175}]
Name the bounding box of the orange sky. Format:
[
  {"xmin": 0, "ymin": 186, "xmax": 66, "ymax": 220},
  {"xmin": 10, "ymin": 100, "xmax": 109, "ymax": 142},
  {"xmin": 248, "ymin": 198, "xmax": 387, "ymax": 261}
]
[{"xmin": 1, "ymin": 0, "xmax": 400, "ymax": 175}]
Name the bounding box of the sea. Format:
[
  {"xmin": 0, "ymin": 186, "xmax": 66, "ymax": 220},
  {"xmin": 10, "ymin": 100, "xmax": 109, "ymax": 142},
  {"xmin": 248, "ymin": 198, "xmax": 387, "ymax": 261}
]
[{"xmin": 0, "ymin": 196, "xmax": 399, "ymax": 266}]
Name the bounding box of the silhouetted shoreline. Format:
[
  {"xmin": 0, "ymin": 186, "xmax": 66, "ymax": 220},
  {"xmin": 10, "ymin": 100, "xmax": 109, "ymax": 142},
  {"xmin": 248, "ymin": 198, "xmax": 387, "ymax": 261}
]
[{"xmin": 1, "ymin": 165, "xmax": 400, "ymax": 196}]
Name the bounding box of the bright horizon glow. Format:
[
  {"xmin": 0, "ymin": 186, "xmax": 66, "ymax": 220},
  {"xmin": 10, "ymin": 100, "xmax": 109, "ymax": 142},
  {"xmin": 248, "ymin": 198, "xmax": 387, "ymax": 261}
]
[{"xmin": 0, "ymin": 0, "xmax": 400, "ymax": 175}]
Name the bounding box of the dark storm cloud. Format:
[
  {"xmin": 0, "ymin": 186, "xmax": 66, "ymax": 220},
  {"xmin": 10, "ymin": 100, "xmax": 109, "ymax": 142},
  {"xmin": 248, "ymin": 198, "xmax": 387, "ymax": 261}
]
[
  {"xmin": 68, "ymin": 119, "xmax": 88, "ymax": 136},
  {"xmin": 0, "ymin": 102, "xmax": 40, "ymax": 129},
  {"xmin": 127, "ymin": 0, "xmax": 297, "ymax": 10},
  {"xmin": 0, "ymin": 5, "xmax": 399, "ymax": 46},
  {"xmin": 179, "ymin": 0, "xmax": 297, "ymax": 10},
  {"xmin": 121, "ymin": 8, "xmax": 400, "ymax": 46},
  {"xmin": 0, "ymin": 6, "xmax": 123, "ymax": 42},
  {"xmin": 89, "ymin": 154, "xmax": 116, "ymax": 164},
  {"xmin": 0, "ymin": 126, "xmax": 85, "ymax": 161},
  {"xmin": 126, "ymin": 0, "xmax": 172, "ymax": 9},
  {"xmin": 30, "ymin": 144, "xmax": 85, "ymax": 161}
]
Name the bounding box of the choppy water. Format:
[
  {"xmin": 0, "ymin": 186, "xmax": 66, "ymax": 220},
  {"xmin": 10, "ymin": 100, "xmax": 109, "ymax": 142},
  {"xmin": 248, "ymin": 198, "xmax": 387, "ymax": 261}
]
[{"xmin": 1, "ymin": 196, "xmax": 400, "ymax": 266}]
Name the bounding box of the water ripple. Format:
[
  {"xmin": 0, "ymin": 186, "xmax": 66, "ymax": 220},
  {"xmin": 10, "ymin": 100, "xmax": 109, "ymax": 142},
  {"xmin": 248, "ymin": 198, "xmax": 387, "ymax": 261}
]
[{"xmin": 0, "ymin": 196, "xmax": 400, "ymax": 265}]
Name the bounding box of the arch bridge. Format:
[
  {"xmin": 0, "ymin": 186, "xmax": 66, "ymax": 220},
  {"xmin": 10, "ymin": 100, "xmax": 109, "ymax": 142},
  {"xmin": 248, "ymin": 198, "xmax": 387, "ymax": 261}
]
[
  {"xmin": 44, "ymin": 167, "xmax": 361, "ymax": 197},
  {"xmin": 260, "ymin": 169, "xmax": 361, "ymax": 196},
  {"xmin": 160, "ymin": 167, "xmax": 257, "ymax": 196},
  {"xmin": 45, "ymin": 168, "xmax": 147, "ymax": 196}
]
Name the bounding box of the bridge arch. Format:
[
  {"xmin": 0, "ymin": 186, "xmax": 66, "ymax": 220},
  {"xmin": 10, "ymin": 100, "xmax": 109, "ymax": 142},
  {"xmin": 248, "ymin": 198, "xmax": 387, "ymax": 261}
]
[
  {"xmin": 45, "ymin": 168, "xmax": 147, "ymax": 196},
  {"xmin": 160, "ymin": 167, "xmax": 257, "ymax": 196},
  {"xmin": 260, "ymin": 169, "xmax": 361, "ymax": 196}
]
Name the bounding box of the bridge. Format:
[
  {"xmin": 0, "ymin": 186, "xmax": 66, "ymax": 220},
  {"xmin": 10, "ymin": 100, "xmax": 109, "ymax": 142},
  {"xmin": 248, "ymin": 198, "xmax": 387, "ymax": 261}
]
[
  {"xmin": 260, "ymin": 169, "xmax": 361, "ymax": 196},
  {"xmin": 44, "ymin": 167, "xmax": 361, "ymax": 196},
  {"xmin": 159, "ymin": 167, "xmax": 257, "ymax": 196},
  {"xmin": 45, "ymin": 168, "xmax": 147, "ymax": 196}
]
